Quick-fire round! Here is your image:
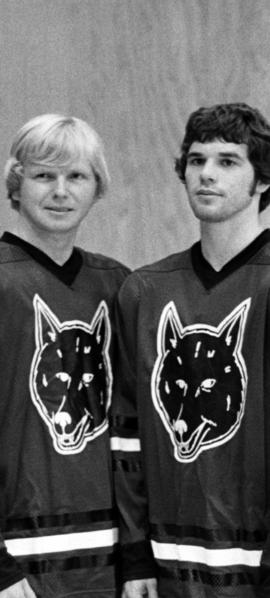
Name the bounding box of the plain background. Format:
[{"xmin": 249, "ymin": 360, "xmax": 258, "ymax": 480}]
[{"xmin": 1, "ymin": 0, "xmax": 270, "ymax": 269}]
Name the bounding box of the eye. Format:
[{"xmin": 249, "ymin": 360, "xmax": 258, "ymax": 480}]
[
  {"xmin": 187, "ymin": 157, "xmax": 204, "ymax": 166},
  {"xmin": 34, "ymin": 172, "xmax": 55, "ymax": 180},
  {"xmin": 68, "ymin": 171, "xmax": 87, "ymax": 181},
  {"xmin": 175, "ymin": 379, "xmax": 188, "ymax": 396},
  {"xmin": 220, "ymin": 158, "xmax": 236, "ymax": 167},
  {"xmin": 201, "ymin": 378, "xmax": 216, "ymax": 392}
]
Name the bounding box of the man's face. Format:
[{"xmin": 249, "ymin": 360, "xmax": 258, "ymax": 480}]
[
  {"xmin": 14, "ymin": 158, "xmax": 97, "ymax": 236},
  {"xmin": 184, "ymin": 140, "xmax": 265, "ymax": 223}
]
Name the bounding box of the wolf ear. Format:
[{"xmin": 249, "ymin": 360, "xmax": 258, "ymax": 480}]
[
  {"xmin": 33, "ymin": 294, "xmax": 59, "ymax": 348},
  {"xmin": 93, "ymin": 309, "xmax": 105, "ymax": 346},
  {"xmin": 162, "ymin": 303, "xmax": 182, "ymax": 352},
  {"xmin": 220, "ymin": 299, "xmax": 250, "ymax": 352},
  {"xmin": 91, "ymin": 300, "xmax": 110, "ymax": 349}
]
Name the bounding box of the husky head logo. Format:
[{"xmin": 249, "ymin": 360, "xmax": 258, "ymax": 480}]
[
  {"xmin": 30, "ymin": 295, "xmax": 112, "ymax": 454},
  {"xmin": 151, "ymin": 299, "xmax": 250, "ymax": 462}
]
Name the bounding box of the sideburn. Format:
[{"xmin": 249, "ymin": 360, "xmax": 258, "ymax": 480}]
[{"xmin": 249, "ymin": 175, "xmax": 258, "ymax": 197}]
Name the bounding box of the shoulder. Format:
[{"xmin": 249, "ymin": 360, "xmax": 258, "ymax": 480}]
[
  {"xmin": 0, "ymin": 241, "xmax": 29, "ymax": 264},
  {"xmin": 137, "ymin": 248, "xmax": 192, "ymax": 275},
  {"xmin": 79, "ymin": 248, "xmax": 130, "ymax": 273},
  {"xmin": 118, "ymin": 248, "xmax": 193, "ymax": 302},
  {"xmin": 253, "ymin": 238, "xmax": 270, "ymax": 264}
]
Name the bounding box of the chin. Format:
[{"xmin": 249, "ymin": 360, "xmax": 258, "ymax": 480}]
[
  {"xmin": 192, "ymin": 202, "xmax": 235, "ymax": 222},
  {"xmin": 198, "ymin": 214, "xmax": 226, "ymax": 223},
  {"xmin": 192, "ymin": 208, "xmax": 224, "ymax": 223}
]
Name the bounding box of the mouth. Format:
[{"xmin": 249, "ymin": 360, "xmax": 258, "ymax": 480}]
[
  {"xmin": 196, "ymin": 189, "xmax": 221, "ymax": 196},
  {"xmin": 45, "ymin": 207, "xmax": 73, "ymax": 213},
  {"xmin": 175, "ymin": 417, "xmax": 215, "ymax": 460}
]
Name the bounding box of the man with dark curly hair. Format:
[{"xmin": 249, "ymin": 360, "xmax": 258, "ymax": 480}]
[{"xmin": 112, "ymin": 103, "xmax": 270, "ymax": 597}]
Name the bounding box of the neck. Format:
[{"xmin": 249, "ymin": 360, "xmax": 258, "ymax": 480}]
[
  {"xmin": 11, "ymin": 219, "xmax": 76, "ymax": 265},
  {"xmin": 200, "ymin": 213, "xmax": 264, "ymax": 271}
]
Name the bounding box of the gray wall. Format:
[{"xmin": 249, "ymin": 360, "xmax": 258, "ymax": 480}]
[{"xmin": 0, "ymin": 0, "xmax": 269, "ymax": 268}]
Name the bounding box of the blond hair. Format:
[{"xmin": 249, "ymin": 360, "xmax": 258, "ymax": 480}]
[{"xmin": 4, "ymin": 114, "xmax": 110, "ymax": 208}]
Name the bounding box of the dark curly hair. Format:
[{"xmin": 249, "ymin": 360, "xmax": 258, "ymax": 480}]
[{"xmin": 175, "ymin": 102, "xmax": 270, "ymax": 212}]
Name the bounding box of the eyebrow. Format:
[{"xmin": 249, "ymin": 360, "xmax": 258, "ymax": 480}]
[{"xmin": 187, "ymin": 151, "xmax": 244, "ymax": 161}]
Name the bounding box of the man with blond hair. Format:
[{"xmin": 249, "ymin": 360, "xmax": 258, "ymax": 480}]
[{"xmin": 0, "ymin": 114, "xmax": 129, "ymax": 597}]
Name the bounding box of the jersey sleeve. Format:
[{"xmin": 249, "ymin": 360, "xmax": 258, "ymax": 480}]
[
  {"xmin": 0, "ymin": 476, "xmax": 24, "ymax": 590},
  {"xmin": 111, "ymin": 274, "xmax": 156, "ymax": 582},
  {"xmin": 258, "ymin": 300, "xmax": 270, "ymax": 593},
  {"xmin": 0, "ymin": 546, "xmax": 24, "ymax": 591}
]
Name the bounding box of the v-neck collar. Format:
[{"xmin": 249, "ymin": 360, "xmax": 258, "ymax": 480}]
[
  {"xmin": 191, "ymin": 229, "xmax": 270, "ymax": 290},
  {"xmin": 1, "ymin": 231, "xmax": 83, "ymax": 286}
]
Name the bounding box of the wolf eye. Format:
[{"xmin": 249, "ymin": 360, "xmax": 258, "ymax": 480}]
[
  {"xmin": 201, "ymin": 378, "xmax": 216, "ymax": 392},
  {"xmin": 175, "ymin": 379, "xmax": 188, "ymax": 396},
  {"xmin": 82, "ymin": 373, "xmax": 94, "ymax": 386},
  {"xmin": 56, "ymin": 372, "xmax": 71, "ymax": 385}
]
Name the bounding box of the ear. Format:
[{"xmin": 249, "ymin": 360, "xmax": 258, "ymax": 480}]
[
  {"xmin": 11, "ymin": 189, "xmax": 21, "ymax": 204},
  {"xmin": 256, "ymin": 180, "xmax": 270, "ymax": 194}
]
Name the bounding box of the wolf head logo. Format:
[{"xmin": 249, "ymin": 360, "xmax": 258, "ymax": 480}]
[
  {"xmin": 30, "ymin": 295, "xmax": 112, "ymax": 455},
  {"xmin": 151, "ymin": 299, "xmax": 250, "ymax": 462}
]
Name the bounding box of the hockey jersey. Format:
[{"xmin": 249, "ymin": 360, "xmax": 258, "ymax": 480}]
[
  {"xmin": 112, "ymin": 229, "xmax": 270, "ymax": 598},
  {"xmin": 0, "ymin": 233, "xmax": 129, "ymax": 598}
]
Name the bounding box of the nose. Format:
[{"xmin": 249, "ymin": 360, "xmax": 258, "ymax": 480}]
[
  {"xmin": 199, "ymin": 160, "xmax": 217, "ymax": 184},
  {"xmin": 53, "ymin": 175, "xmax": 68, "ymax": 198}
]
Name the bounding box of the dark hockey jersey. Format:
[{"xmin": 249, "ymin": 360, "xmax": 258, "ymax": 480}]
[
  {"xmin": 0, "ymin": 234, "xmax": 129, "ymax": 598},
  {"xmin": 112, "ymin": 229, "xmax": 270, "ymax": 598}
]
